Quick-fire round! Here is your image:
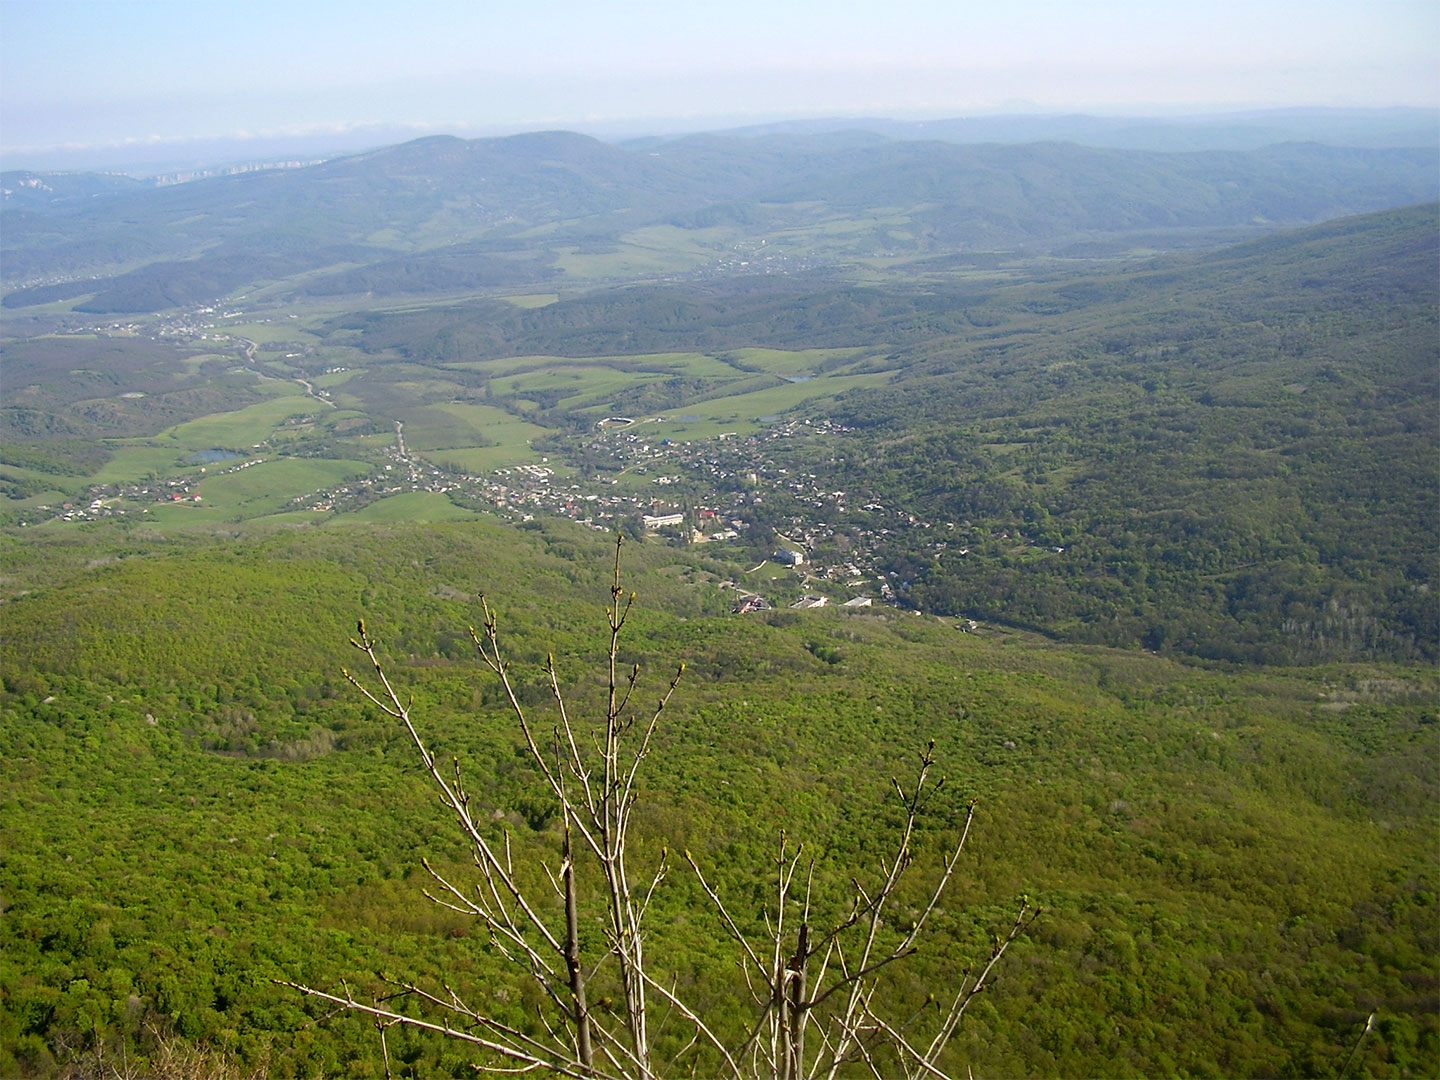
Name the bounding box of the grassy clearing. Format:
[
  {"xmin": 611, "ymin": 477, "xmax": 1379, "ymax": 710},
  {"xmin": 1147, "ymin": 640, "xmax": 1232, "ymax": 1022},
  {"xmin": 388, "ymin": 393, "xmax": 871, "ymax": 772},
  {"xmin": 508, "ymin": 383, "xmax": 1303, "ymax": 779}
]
[
  {"xmin": 164, "ymin": 393, "xmax": 315, "ymax": 450},
  {"xmin": 745, "ymin": 560, "xmax": 797, "ymax": 585},
  {"xmin": 728, "ymin": 347, "xmax": 873, "ymax": 376},
  {"xmin": 195, "ymin": 458, "xmax": 371, "ymax": 517},
  {"xmin": 341, "ymin": 432, "xmax": 399, "ymax": 452},
  {"xmin": 398, "ymin": 403, "xmax": 550, "ymax": 461},
  {"xmin": 395, "ymin": 406, "xmax": 490, "ymax": 452},
  {"xmin": 620, "ymin": 225, "xmax": 725, "ymax": 259},
  {"xmin": 428, "ymin": 443, "xmax": 544, "ymax": 473},
  {"xmin": 493, "ymin": 367, "xmax": 662, "ymax": 409},
  {"xmin": 312, "ymin": 370, "xmax": 362, "ymax": 390},
  {"xmin": 500, "ymin": 350, "xmax": 876, "ymax": 384},
  {"xmin": 641, "ymin": 418, "xmax": 747, "ymax": 440},
  {"xmin": 131, "ymin": 501, "xmax": 231, "ymax": 528},
  {"xmin": 241, "ymin": 509, "xmax": 332, "ymax": 526},
  {"xmin": 444, "ymin": 352, "xmax": 732, "ymax": 379},
  {"xmin": 430, "ymin": 403, "xmax": 550, "ymax": 443},
  {"xmin": 177, "ymin": 352, "xmax": 233, "ymax": 374},
  {"xmin": 222, "ymin": 321, "xmax": 310, "ymax": 345},
  {"xmin": 644, "ymin": 371, "xmax": 894, "ymax": 433},
  {"xmin": 330, "ymin": 490, "xmax": 479, "ymax": 523},
  {"xmin": 666, "ymin": 355, "xmax": 751, "ymax": 378},
  {"xmin": 0, "ymin": 462, "xmax": 70, "ymax": 488},
  {"xmin": 501, "ymin": 294, "xmax": 560, "ymax": 309},
  {"xmin": 582, "ymin": 352, "xmax": 742, "ymax": 377},
  {"xmin": 374, "ymin": 377, "xmax": 473, "ymax": 405},
  {"xmin": 554, "ymin": 238, "xmax": 713, "ymax": 282},
  {"xmin": 87, "ymin": 445, "xmax": 194, "ymax": 485},
  {"xmin": 764, "ymin": 207, "xmax": 917, "ymax": 247},
  {"xmin": 7, "ymin": 490, "xmax": 75, "ymax": 511}
]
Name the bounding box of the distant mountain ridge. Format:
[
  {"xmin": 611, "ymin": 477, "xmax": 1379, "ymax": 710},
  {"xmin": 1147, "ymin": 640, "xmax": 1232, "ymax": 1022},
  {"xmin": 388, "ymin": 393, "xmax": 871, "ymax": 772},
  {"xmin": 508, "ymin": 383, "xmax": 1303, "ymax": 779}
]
[
  {"xmin": 706, "ymin": 106, "xmax": 1440, "ymax": 151},
  {"xmin": 6, "ymin": 105, "xmax": 1435, "ymax": 176},
  {"xmin": 3, "ymin": 127, "xmax": 1437, "ymax": 310}
]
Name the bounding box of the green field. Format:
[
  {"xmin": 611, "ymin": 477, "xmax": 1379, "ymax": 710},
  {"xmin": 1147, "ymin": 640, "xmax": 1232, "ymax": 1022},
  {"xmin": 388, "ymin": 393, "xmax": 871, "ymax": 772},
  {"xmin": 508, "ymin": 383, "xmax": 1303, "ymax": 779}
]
[
  {"xmin": 4, "ymin": 489, "xmax": 73, "ymax": 511},
  {"xmin": 490, "ymin": 366, "xmax": 670, "ymax": 410},
  {"xmin": 552, "ymin": 249, "xmax": 675, "ymax": 281},
  {"xmin": 329, "ymin": 490, "xmax": 479, "ymax": 523},
  {"xmin": 133, "ymin": 500, "xmax": 227, "ymax": 527},
  {"xmin": 728, "ymin": 346, "xmax": 873, "ymax": 375},
  {"xmin": 0, "ymin": 461, "xmax": 72, "ymax": 491},
  {"xmin": 164, "ymin": 392, "xmax": 318, "ymax": 450},
  {"xmin": 236, "ymin": 508, "xmax": 333, "ymax": 526},
  {"xmin": 177, "ymin": 352, "xmax": 235, "ymax": 374},
  {"xmin": 554, "ymin": 230, "xmax": 718, "ymax": 281},
  {"xmin": 392, "ymin": 402, "xmax": 544, "ymax": 456},
  {"xmin": 311, "ymin": 369, "xmax": 362, "ymax": 389},
  {"xmin": 423, "ymin": 404, "xmax": 549, "ymax": 455},
  {"xmin": 391, "ymin": 405, "xmax": 491, "ymax": 452},
  {"xmin": 447, "ymin": 349, "xmax": 874, "ymax": 381},
  {"xmin": 86, "ymin": 444, "xmax": 199, "ymax": 485},
  {"xmin": 196, "ymin": 458, "xmax": 371, "ymax": 516},
  {"xmin": 427, "ymin": 445, "xmax": 545, "ymax": 473},
  {"xmin": 643, "ymin": 370, "xmax": 895, "ymax": 433},
  {"xmin": 438, "ymin": 352, "xmax": 894, "ymax": 430},
  {"xmin": 223, "ymin": 321, "xmax": 313, "ymax": 345},
  {"xmin": 500, "ymin": 293, "xmax": 560, "ymax": 309}
]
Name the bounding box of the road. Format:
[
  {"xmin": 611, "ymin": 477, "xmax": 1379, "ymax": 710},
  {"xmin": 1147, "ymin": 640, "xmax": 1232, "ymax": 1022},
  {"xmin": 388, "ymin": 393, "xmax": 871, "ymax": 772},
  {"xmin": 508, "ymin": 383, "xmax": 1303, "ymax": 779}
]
[{"xmin": 233, "ymin": 336, "xmax": 335, "ymax": 408}]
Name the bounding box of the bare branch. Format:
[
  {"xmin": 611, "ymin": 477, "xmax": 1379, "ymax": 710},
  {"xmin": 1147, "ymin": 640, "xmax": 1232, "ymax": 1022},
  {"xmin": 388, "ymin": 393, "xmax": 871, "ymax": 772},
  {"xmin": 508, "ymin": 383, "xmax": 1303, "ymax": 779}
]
[
  {"xmin": 684, "ymin": 851, "xmax": 769, "ymax": 981},
  {"xmin": 298, "ymin": 541, "xmax": 1024, "ymax": 1080},
  {"xmin": 275, "ymin": 980, "xmax": 622, "ymax": 1080}
]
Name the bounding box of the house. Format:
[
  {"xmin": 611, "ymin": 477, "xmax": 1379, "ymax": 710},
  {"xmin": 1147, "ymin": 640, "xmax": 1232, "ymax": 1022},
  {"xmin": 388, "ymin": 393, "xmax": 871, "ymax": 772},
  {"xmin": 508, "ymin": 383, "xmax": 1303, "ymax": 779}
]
[{"xmin": 774, "ymin": 548, "xmax": 805, "ymax": 566}]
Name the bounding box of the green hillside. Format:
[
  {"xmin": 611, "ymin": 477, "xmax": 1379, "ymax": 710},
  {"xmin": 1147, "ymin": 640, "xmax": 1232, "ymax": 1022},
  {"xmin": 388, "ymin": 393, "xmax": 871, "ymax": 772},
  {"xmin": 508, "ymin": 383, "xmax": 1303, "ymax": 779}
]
[
  {"xmin": 812, "ymin": 204, "xmax": 1440, "ymax": 662},
  {"xmin": 0, "ymin": 520, "xmax": 1435, "ymax": 1077}
]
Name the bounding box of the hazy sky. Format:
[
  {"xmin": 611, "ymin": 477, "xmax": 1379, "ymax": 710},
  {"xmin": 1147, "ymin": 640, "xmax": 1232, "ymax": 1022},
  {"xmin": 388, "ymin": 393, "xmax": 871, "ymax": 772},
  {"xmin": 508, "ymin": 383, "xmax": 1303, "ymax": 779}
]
[{"xmin": 3, "ymin": 0, "xmax": 1436, "ymax": 167}]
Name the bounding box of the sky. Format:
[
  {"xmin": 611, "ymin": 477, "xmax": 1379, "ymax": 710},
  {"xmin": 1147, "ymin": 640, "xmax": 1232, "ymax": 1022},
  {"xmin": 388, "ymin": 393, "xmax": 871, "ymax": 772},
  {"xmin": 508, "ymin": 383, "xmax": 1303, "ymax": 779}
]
[{"xmin": 2, "ymin": 0, "xmax": 1437, "ymax": 171}]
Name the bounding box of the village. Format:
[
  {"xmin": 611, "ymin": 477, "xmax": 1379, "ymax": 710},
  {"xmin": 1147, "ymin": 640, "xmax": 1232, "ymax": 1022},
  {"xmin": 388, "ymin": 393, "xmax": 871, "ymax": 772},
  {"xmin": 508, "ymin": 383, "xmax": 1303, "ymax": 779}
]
[
  {"xmin": 285, "ymin": 412, "xmax": 921, "ymax": 611},
  {"xmin": 21, "ymin": 302, "xmax": 992, "ymax": 617},
  {"xmin": 28, "ymin": 407, "xmax": 968, "ymax": 614}
]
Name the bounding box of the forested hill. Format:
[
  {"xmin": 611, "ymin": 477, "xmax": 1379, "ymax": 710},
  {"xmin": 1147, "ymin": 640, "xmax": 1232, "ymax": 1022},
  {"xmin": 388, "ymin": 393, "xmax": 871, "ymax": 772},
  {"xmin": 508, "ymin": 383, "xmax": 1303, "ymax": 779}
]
[
  {"xmin": 1, "ymin": 520, "xmax": 1436, "ymax": 1078},
  {"xmin": 4, "ymin": 130, "xmax": 1436, "ymax": 306},
  {"xmin": 803, "ymin": 203, "xmax": 1439, "ymax": 662}
]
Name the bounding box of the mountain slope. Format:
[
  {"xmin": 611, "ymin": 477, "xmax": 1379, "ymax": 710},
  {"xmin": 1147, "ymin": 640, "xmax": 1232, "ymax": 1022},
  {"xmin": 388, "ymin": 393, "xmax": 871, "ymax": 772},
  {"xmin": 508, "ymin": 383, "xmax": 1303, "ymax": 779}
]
[
  {"xmin": 811, "ymin": 204, "xmax": 1439, "ymax": 661},
  {"xmin": 4, "ymin": 134, "xmax": 1435, "ymax": 306}
]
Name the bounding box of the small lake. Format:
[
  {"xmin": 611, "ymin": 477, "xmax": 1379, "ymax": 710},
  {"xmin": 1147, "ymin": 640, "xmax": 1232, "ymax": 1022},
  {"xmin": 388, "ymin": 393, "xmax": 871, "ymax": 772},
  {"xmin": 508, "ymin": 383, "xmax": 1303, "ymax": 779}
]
[{"xmin": 191, "ymin": 449, "xmax": 237, "ymax": 464}]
